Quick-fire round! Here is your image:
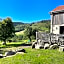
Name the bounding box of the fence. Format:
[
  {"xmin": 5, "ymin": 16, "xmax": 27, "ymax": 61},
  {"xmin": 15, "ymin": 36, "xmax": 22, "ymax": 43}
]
[{"xmin": 36, "ymin": 32, "xmax": 64, "ymax": 45}]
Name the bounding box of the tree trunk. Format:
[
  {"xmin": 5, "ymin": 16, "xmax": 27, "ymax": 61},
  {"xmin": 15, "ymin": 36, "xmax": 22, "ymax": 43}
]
[
  {"xmin": 29, "ymin": 37, "xmax": 31, "ymax": 42},
  {"xmin": 2, "ymin": 40, "xmax": 6, "ymax": 45}
]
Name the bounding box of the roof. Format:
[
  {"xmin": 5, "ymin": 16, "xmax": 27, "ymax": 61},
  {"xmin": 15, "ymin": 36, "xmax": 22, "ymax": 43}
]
[{"xmin": 53, "ymin": 5, "xmax": 64, "ymax": 11}]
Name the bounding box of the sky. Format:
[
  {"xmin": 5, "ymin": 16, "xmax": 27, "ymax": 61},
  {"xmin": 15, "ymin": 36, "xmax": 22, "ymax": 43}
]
[{"xmin": 0, "ymin": 0, "xmax": 64, "ymax": 23}]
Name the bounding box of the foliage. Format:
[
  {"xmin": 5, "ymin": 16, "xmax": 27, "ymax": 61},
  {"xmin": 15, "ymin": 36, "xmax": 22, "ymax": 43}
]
[
  {"xmin": 14, "ymin": 23, "xmax": 30, "ymax": 32},
  {"xmin": 15, "ymin": 20, "xmax": 50, "ymax": 41},
  {"xmin": 11, "ymin": 35, "xmax": 23, "ymax": 42},
  {"xmin": 15, "ymin": 25, "xmax": 26, "ymax": 32},
  {"xmin": 30, "ymin": 35, "xmax": 35, "ymax": 40},
  {"xmin": 17, "ymin": 35, "xmax": 23, "ymax": 40},
  {"xmin": 22, "ymin": 35, "xmax": 28, "ymax": 40},
  {"xmin": 32, "ymin": 28, "xmax": 38, "ymax": 39},
  {"xmin": 14, "ymin": 20, "xmax": 50, "ymax": 33},
  {"xmin": 24, "ymin": 26, "xmax": 38, "ymax": 40},
  {"xmin": 24, "ymin": 26, "xmax": 32, "ymax": 41},
  {"xmin": 11, "ymin": 35, "xmax": 18, "ymax": 42},
  {"xmin": 0, "ymin": 17, "xmax": 15, "ymax": 44},
  {"xmin": 31, "ymin": 20, "xmax": 50, "ymax": 32}
]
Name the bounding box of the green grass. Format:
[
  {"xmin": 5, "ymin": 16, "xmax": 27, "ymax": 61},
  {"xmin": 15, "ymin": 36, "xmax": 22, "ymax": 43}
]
[
  {"xmin": 0, "ymin": 48, "xmax": 64, "ymax": 64},
  {"xmin": 0, "ymin": 40, "xmax": 64, "ymax": 64},
  {"xmin": 15, "ymin": 30, "xmax": 24, "ymax": 35},
  {"xmin": 0, "ymin": 40, "xmax": 27, "ymax": 48}
]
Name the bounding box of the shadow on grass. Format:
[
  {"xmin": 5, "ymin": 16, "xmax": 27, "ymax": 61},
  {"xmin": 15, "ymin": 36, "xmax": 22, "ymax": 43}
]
[
  {"xmin": 7, "ymin": 43, "xmax": 32, "ymax": 47},
  {"xmin": 0, "ymin": 43, "xmax": 32, "ymax": 48}
]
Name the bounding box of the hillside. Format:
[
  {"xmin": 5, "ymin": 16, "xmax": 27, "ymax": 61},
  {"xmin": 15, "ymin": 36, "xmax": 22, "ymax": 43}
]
[
  {"xmin": 14, "ymin": 20, "xmax": 51, "ymax": 32},
  {"xmin": 13, "ymin": 22, "xmax": 24, "ymax": 26},
  {"xmin": 15, "ymin": 30, "xmax": 25, "ymax": 35},
  {"xmin": 13, "ymin": 22, "xmax": 30, "ymax": 32},
  {"xmin": 31, "ymin": 20, "xmax": 50, "ymax": 32}
]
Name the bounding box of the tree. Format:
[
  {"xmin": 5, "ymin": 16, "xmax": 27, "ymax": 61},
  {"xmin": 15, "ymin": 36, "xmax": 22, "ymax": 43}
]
[
  {"xmin": 24, "ymin": 26, "xmax": 38, "ymax": 41},
  {"xmin": 0, "ymin": 17, "xmax": 15, "ymax": 45},
  {"xmin": 24, "ymin": 26, "xmax": 32, "ymax": 41},
  {"xmin": 32, "ymin": 28, "xmax": 38, "ymax": 39}
]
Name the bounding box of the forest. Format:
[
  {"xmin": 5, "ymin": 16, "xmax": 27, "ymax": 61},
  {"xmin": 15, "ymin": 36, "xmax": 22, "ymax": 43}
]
[{"xmin": 13, "ymin": 20, "xmax": 51, "ymax": 41}]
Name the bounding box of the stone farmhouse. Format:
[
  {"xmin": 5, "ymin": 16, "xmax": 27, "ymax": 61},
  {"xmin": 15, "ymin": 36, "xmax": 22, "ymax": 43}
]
[
  {"xmin": 32, "ymin": 5, "xmax": 64, "ymax": 50},
  {"xmin": 50, "ymin": 5, "xmax": 64, "ymax": 34}
]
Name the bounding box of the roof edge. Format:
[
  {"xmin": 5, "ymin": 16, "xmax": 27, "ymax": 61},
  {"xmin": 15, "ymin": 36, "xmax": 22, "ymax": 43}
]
[{"xmin": 49, "ymin": 10, "xmax": 64, "ymax": 15}]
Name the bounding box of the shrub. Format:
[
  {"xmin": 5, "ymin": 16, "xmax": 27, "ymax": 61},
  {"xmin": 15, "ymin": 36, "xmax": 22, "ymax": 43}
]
[
  {"xmin": 12, "ymin": 35, "xmax": 18, "ymax": 42},
  {"xmin": 17, "ymin": 35, "xmax": 23, "ymax": 40},
  {"xmin": 31, "ymin": 35, "xmax": 35, "ymax": 40}
]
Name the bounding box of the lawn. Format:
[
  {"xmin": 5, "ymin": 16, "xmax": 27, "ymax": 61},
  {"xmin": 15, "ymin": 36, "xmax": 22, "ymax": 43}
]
[
  {"xmin": 0, "ymin": 41, "xmax": 64, "ymax": 64},
  {"xmin": 0, "ymin": 48, "xmax": 64, "ymax": 64},
  {"xmin": 0, "ymin": 40, "xmax": 28, "ymax": 48}
]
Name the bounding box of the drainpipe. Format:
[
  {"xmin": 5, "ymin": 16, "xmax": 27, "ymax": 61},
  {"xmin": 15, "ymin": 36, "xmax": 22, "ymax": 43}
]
[
  {"xmin": 50, "ymin": 14, "xmax": 53, "ymax": 33},
  {"xmin": 36, "ymin": 31, "xmax": 38, "ymax": 42}
]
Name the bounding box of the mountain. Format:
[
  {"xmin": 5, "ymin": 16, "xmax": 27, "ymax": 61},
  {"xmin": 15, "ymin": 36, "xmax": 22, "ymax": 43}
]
[{"xmin": 13, "ymin": 22, "xmax": 24, "ymax": 26}]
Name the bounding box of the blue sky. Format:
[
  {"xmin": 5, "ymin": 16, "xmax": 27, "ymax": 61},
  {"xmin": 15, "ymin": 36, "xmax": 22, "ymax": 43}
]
[{"xmin": 0, "ymin": 0, "xmax": 64, "ymax": 23}]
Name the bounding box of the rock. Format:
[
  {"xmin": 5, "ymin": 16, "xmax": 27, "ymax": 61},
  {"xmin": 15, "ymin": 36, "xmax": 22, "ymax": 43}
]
[
  {"xmin": 35, "ymin": 44, "xmax": 43, "ymax": 49},
  {"xmin": 32, "ymin": 42, "xmax": 37, "ymax": 49},
  {"xmin": 5, "ymin": 51, "xmax": 16, "ymax": 56},
  {"xmin": 2, "ymin": 42, "xmax": 6, "ymax": 45},
  {"xmin": 35, "ymin": 44, "xmax": 40, "ymax": 49},
  {"xmin": 59, "ymin": 45, "xmax": 64, "ymax": 52},
  {"xmin": 0, "ymin": 54, "xmax": 3, "ymax": 58},
  {"xmin": 60, "ymin": 45, "xmax": 64, "ymax": 47},
  {"xmin": 50, "ymin": 44, "xmax": 58, "ymax": 49},
  {"xmin": 38, "ymin": 39, "xmax": 41, "ymax": 43},
  {"xmin": 16, "ymin": 52, "xmax": 25, "ymax": 54},
  {"xmin": 44, "ymin": 43, "xmax": 50, "ymax": 49},
  {"xmin": 16, "ymin": 49, "xmax": 25, "ymax": 53}
]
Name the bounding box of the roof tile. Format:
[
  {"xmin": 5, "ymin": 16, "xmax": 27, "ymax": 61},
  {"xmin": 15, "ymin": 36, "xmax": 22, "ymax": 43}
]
[{"xmin": 53, "ymin": 5, "xmax": 64, "ymax": 11}]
